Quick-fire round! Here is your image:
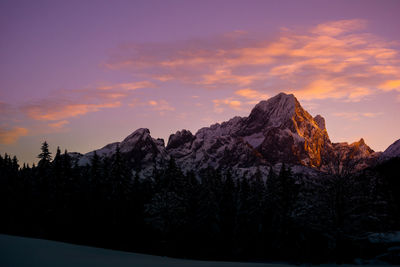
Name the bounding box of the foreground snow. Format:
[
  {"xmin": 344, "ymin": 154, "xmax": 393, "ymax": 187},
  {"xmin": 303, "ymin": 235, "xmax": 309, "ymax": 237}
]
[{"xmin": 0, "ymin": 234, "xmax": 295, "ymax": 267}]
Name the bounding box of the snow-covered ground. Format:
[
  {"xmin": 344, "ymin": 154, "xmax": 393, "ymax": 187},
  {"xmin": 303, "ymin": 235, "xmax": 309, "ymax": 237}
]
[{"xmin": 0, "ymin": 234, "xmax": 296, "ymax": 267}]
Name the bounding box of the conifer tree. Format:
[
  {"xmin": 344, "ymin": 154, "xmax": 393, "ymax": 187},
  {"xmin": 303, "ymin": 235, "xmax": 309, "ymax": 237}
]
[{"xmin": 38, "ymin": 141, "xmax": 52, "ymax": 167}]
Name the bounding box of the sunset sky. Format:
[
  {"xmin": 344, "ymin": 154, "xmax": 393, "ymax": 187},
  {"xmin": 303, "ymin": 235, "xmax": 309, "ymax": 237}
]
[{"xmin": 1, "ymin": 0, "xmax": 400, "ymax": 165}]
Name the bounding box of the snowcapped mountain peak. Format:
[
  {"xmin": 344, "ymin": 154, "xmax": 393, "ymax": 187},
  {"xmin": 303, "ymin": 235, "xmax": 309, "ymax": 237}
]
[
  {"xmin": 381, "ymin": 139, "xmax": 400, "ymax": 160},
  {"xmin": 167, "ymin": 130, "xmax": 194, "ymax": 150},
  {"xmin": 122, "ymin": 128, "xmax": 150, "ymax": 143},
  {"xmin": 73, "ymin": 92, "xmax": 386, "ymax": 177},
  {"xmin": 251, "ymin": 92, "xmax": 296, "ymax": 118}
]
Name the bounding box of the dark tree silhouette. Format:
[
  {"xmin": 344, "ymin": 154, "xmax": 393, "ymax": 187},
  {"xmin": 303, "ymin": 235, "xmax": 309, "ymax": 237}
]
[{"xmin": 0, "ymin": 142, "xmax": 399, "ymax": 264}]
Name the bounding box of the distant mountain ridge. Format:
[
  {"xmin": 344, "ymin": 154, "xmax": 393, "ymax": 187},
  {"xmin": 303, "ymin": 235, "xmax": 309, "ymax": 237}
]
[{"xmin": 72, "ymin": 93, "xmax": 396, "ymax": 178}]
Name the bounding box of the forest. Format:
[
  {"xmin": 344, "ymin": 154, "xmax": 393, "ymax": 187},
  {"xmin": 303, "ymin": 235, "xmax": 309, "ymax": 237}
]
[{"xmin": 1, "ymin": 141, "xmax": 400, "ymax": 264}]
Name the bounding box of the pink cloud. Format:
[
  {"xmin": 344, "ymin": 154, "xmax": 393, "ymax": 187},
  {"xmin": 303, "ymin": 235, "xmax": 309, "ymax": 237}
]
[
  {"xmin": 24, "ymin": 101, "xmax": 121, "ymax": 121},
  {"xmin": 105, "ymin": 19, "xmax": 400, "ymax": 102},
  {"xmin": 333, "ymin": 112, "xmax": 383, "ymax": 121},
  {"xmin": 148, "ymin": 99, "xmax": 175, "ymax": 114},
  {"xmin": 0, "ymin": 126, "xmax": 28, "ymax": 144},
  {"xmin": 311, "ymin": 19, "xmax": 366, "ymax": 36},
  {"xmin": 235, "ymin": 88, "xmax": 269, "ymax": 100},
  {"xmin": 97, "ymin": 81, "xmax": 155, "ymax": 91},
  {"xmin": 213, "ymin": 98, "xmax": 242, "ymax": 113},
  {"xmin": 48, "ymin": 120, "xmax": 69, "ymax": 129},
  {"xmin": 380, "ymin": 80, "xmax": 400, "ymax": 91}
]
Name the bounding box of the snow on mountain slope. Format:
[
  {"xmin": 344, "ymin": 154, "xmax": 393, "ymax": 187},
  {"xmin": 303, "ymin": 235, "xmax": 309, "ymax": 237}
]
[
  {"xmin": 324, "ymin": 139, "xmax": 380, "ymax": 173},
  {"xmin": 381, "ymin": 139, "xmax": 400, "ymax": 160},
  {"xmin": 168, "ymin": 93, "xmax": 333, "ymax": 176},
  {"xmin": 72, "ymin": 92, "xmax": 382, "ymax": 178},
  {"xmin": 78, "ymin": 128, "xmax": 169, "ymax": 178}
]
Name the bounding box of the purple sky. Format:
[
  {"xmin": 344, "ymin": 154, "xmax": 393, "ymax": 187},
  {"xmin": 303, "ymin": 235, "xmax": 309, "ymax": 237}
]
[{"xmin": 1, "ymin": 0, "xmax": 400, "ymax": 164}]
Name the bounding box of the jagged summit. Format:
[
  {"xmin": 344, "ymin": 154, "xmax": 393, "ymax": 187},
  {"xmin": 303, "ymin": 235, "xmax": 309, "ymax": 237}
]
[
  {"xmin": 123, "ymin": 128, "xmax": 150, "ymax": 142},
  {"xmin": 73, "ymin": 92, "xmax": 385, "ymax": 178},
  {"xmin": 252, "ymin": 92, "xmax": 296, "ymax": 113},
  {"xmin": 248, "ymin": 93, "xmax": 297, "ymax": 128},
  {"xmin": 167, "ymin": 130, "xmax": 194, "ymax": 150}
]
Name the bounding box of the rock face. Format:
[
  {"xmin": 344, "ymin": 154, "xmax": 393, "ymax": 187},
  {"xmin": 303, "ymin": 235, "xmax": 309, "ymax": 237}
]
[
  {"xmin": 314, "ymin": 115, "xmax": 326, "ymax": 131},
  {"xmin": 381, "ymin": 139, "xmax": 400, "ymax": 160},
  {"xmin": 325, "ymin": 139, "xmax": 380, "ymax": 174},
  {"xmin": 78, "ymin": 128, "xmax": 169, "ymax": 177},
  {"xmin": 74, "ymin": 92, "xmax": 386, "ymax": 178}
]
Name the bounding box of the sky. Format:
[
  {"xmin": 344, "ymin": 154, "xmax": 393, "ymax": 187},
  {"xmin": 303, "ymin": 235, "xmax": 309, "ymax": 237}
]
[{"xmin": 1, "ymin": 0, "xmax": 400, "ymax": 165}]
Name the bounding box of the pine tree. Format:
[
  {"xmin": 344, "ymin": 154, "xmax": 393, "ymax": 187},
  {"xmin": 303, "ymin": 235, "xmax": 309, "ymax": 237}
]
[
  {"xmin": 90, "ymin": 151, "xmax": 101, "ymax": 183},
  {"xmin": 53, "ymin": 147, "xmax": 62, "ymax": 175},
  {"xmin": 38, "ymin": 141, "xmax": 52, "ymax": 167}
]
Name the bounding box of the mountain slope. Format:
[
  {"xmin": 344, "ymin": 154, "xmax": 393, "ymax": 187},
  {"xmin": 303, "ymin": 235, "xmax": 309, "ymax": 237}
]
[
  {"xmin": 381, "ymin": 139, "xmax": 400, "ymax": 160},
  {"xmin": 74, "ymin": 92, "xmax": 382, "ymax": 178}
]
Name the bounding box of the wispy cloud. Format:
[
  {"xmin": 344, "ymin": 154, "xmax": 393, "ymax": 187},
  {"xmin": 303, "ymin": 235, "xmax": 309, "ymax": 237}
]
[
  {"xmin": 235, "ymin": 88, "xmax": 269, "ymax": 101},
  {"xmin": 148, "ymin": 99, "xmax": 175, "ymax": 115},
  {"xmin": 213, "ymin": 98, "xmax": 242, "ymax": 113},
  {"xmin": 23, "ymin": 101, "xmax": 121, "ymax": 121},
  {"xmin": 380, "ymin": 80, "xmax": 400, "ymax": 91},
  {"xmin": 48, "ymin": 120, "xmax": 69, "ymax": 129},
  {"xmin": 333, "ymin": 112, "xmax": 383, "ymax": 121},
  {"xmin": 97, "ymin": 81, "xmax": 155, "ymax": 91},
  {"xmin": 1, "ymin": 78, "xmax": 157, "ymax": 145},
  {"xmin": 15, "ymin": 79, "xmax": 154, "ymax": 136},
  {"xmin": 105, "ymin": 19, "xmax": 400, "ymax": 102},
  {"xmin": 0, "ymin": 126, "xmax": 28, "ymax": 144}
]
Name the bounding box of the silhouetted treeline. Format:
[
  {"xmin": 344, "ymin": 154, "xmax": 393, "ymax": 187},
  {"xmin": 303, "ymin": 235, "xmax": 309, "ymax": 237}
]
[{"xmin": 1, "ymin": 142, "xmax": 400, "ymax": 263}]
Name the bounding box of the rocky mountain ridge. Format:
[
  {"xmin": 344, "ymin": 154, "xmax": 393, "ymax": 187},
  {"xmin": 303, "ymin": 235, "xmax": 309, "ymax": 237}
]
[{"xmin": 73, "ymin": 93, "xmax": 394, "ymax": 178}]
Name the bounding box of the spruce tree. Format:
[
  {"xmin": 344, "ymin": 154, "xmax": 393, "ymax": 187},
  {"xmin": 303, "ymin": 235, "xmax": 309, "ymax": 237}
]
[{"xmin": 38, "ymin": 141, "xmax": 52, "ymax": 167}]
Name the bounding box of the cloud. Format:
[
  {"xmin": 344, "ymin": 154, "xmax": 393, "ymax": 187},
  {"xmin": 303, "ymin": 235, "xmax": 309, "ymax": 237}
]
[
  {"xmin": 311, "ymin": 19, "xmax": 366, "ymax": 36},
  {"xmin": 20, "ymin": 79, "xmax": 153, "ymax": 124},
  {"xmin": 213, "ymin": 89, "xmax": 269, "ymax": 112},
  {"xmin": 148, "ymin": 99, "xmax": 175, "ymax": 113},
  {"xmin": 105, "ymin": 19, "xmax": 400, "ymax": 102},
  {"xmin": 24, "ymin": 101, "xmax": 121, "ymax": 121},
  {"xmin": 333, "ymin": 112, "xmax": 383, "ymax": 121},
  {"xmin": 48, "ymin": 120, "xmax": 69, "ymax": 129},
  {"xmin": 235, "ymin": 88, "xmax": 269, "ymax": 100},
  {"xmin": 0, "ymin": 127, "xmax": 28, "ymax": 144},
  {"xmin": 97, "ymin": 81, "xmax": 155, "ymax": 91},
  {"xmin": 199, "ymin": 68, "xmax": 260, "ymax": 88},
  {"xmin": 213, "ymin": 98, "xmax": 242, "ymax": 113},
  {"xmin": 380, "ymin": 80, "xmax": 400, "ymax": 91}
]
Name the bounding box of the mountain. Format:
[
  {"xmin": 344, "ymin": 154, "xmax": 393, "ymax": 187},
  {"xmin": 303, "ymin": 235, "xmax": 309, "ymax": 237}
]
[
  {"xmin": 73, "ymin": 92, "xmax": 386, "ymax": 178},
  {"xmin": 77, "ymin": 128, "xmax": 169, "ymax": 177},
  {"xmin": 381, "ymin": 139, "xmax": 400, "ymax": 160}
]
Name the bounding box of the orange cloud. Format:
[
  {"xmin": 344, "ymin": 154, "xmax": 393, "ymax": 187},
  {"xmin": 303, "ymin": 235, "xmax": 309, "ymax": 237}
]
[
  {"xmin": 105, "ymin": 19, "xmax": 400, "ymax": 102},
  {"xmin": 200, "ymin": 68, "xmax": 260, "ymax": 87},
  {"xmin": 48, "ymin": 120, "xmax": 69, "ymax": 129},
  {"xmin": 153, "ymin": 75, "xmax": 174, "ymax": 82},
  {"xmin": 25, "ymin": 101, "xmax": 121, "ymax": 121},
  {"xmin": 235, "ymin": 88, "xmax": 269, "ymax": 100},
  {"xmin": 333, "ymin": 112, "xmax": 383, "ymax": 121},
  {"xmin": 0, "ymin": 127, "xmax": 28, "ymax": 144},
  {"xmin": 213, "ymin": 98, "xmax": 242, "ymax": 113},
  {"xmin": 380, "ymin": 80, "xmax": 400, "ymax": 91},
  {"xmin": 148, "ymin": 100, "xmax": 175, "ymax": 112},
  {"xmin": 311, "ymin": 19, "xmax": 366, "ymax": 36},
  {"xmin": 98, "ymin": 81, "xmax": 155, "ymax": 91}
]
